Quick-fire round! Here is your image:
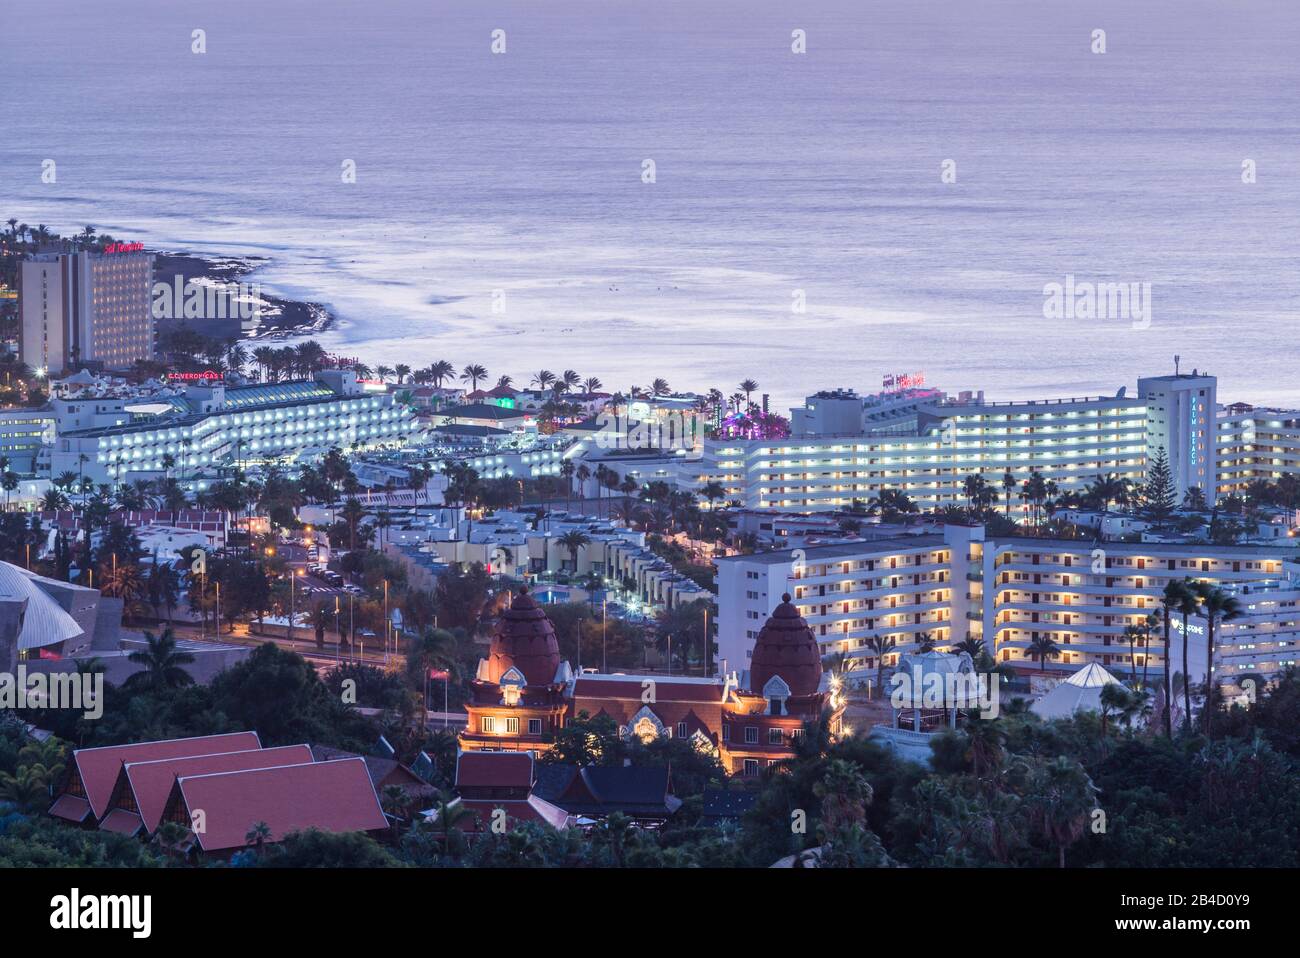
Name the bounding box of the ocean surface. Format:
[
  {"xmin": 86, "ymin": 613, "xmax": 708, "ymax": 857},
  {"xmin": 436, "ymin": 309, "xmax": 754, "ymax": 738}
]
[{"xmin": 3, "ymin": 0, "xmax": 1298, "ymax": 412}]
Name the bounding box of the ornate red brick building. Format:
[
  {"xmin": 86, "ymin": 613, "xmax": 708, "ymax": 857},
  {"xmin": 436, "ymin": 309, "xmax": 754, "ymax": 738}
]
[
  {"xmin": 461, "ymin": 587, "xmax": 572, "ymax": 752},
  {"xmin": 461, "ymin": 589, "xmax": 844, "ymax": 777}
]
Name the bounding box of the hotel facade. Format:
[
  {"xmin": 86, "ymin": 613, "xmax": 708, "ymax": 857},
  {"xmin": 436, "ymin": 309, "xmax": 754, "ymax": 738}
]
[
  {"xmin": 50, "ymin": 370, "xmax": 420, "ymax": 485},
  {"xmin": 715, "ymin": 523, "xmax": 1299, "ymax": 696},
  {"xmin": 19, "ymin": 247, "xmax": 156, "ymax": 375},
  {"xmin": 692, "ymin": 371, "xmax": 1300, "ymax": 511}
]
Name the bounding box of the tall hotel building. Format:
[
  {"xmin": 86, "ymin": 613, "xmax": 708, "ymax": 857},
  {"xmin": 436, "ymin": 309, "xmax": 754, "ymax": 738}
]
[
  {"xmin": 1138, "ymin": 372, "xmax": 1216, "ymax": 500},
  {"xmin": 19, "ymin": 246, "xmax": 156, "ymax": 375},
  {"xmin": 697, "ymin": 370, "xmax": 1300, "ymax": 510},
  {"xmin": 700, "ymin": 389, "xmax": 1148, "ymax": 512},
  {"xmin": 1217, "ymin": 403, "xmax": 1300, "ymax": 495},
  {"xmin": 716, "ymin": 524, "xmax": 1299, "ymax": 697}
]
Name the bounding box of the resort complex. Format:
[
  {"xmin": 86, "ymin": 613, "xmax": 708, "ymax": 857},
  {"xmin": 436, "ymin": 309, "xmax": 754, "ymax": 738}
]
[{"xmin": 1, "ymin": 224, "xmax": 1298, "ymax": 886}]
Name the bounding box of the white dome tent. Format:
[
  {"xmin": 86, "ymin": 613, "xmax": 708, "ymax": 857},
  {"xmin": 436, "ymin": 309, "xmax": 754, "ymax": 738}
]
[{"xmin": 1030, "ymin": 663, "xmax": 1123, "ymax": 720}]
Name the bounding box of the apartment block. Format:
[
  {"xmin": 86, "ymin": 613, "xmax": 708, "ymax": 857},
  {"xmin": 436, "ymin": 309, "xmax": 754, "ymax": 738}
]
[{"xmin": 716, "ymin": 523, "xmax": 1299, "ymax": 695}]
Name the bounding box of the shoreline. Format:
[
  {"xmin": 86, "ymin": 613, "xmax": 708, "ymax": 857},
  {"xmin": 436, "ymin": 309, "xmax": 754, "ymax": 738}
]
[{"xmin": 151, "ymin": 249, "xmax": 333, "ymax": 342}]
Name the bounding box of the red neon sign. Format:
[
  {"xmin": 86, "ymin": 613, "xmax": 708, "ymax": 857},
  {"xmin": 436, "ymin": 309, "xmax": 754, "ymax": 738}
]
[
  {"xmin": 167, "ymin": 370, "xmax": 223, "ymax": 381},
  {"xmin": 103, "ymin": 242, "xmax": 145, "ymax": 254}
]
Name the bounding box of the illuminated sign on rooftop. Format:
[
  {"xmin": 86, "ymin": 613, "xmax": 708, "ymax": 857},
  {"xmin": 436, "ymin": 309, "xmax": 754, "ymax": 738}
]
[{"xmin": 166, "ymin": 371, "xmax": 223, "ymax": 382}]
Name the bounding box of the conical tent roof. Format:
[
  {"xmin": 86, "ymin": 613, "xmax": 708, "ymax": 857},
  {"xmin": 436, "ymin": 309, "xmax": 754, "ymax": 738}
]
[
  {"xmin": 1030, "ymin": 663, "xmax": 1122, "ymax": 719},
  {"xmin": 1063, "ymin": 662, "xmax": 1122, "ymax": 688}
]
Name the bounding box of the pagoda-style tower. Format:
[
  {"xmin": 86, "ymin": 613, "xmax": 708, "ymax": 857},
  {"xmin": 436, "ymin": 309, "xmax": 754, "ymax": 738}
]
[
  {"xmin": 720, "ymin": 594, "xmax": 844, "ymax": 776},
  {"xmin": 460, "ymin": 587, "xmax": 572, "ymax": 753}
]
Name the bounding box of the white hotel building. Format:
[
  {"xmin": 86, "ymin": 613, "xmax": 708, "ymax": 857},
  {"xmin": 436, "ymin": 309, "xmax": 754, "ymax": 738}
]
[
  {"xmin": 694, "ymin": 371, "xmax": 1296, "ymax": 511},
  {"xmin": 1217, "ymin": 403, "xmax": 1300, "ymax": 495},
  {"xmin": 716, "ymin": 523, "xmax": 1299, "ymax": 696},
  {"xmin": 50, "ymin": 370, "xmax": 419, "ymax": 485},
  {"xmin": 700, "ymin": 392, "xmax": 1148, "ymax": 513}
]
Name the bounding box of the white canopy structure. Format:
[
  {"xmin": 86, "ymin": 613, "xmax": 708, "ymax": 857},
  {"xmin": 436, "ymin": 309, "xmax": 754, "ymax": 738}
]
[{"xmin": 1030, "ymin": 663, "xmax": 1123, "ymax": 719}]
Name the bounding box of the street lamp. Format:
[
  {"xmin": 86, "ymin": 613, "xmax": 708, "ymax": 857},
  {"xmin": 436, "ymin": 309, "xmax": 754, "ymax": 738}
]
[{"xmin": 289, "ymin": 568, "xmax": 303, "ymax": 649}]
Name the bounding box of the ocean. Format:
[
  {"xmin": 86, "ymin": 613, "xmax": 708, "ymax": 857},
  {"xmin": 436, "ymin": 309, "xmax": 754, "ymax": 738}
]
[{"xmin": 2, "ymin": 0, "xmax": 1298, "ymax": 412}]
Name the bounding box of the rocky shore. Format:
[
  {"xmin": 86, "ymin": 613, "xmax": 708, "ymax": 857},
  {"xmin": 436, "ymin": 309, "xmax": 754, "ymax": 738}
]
[{"xmin": 152, "ymin": 250, "xmax": 332, "ymax": 340}]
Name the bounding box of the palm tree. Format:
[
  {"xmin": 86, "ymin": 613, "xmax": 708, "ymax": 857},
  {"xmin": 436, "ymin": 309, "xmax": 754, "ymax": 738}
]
[
  {"xmin": 394, "ymin": 363, "xmax": 411, "ymax": 385},
  {"xmin": 557, "ymin": 530, "xmax": 590, "ymax": 573},
  {"xmin": 1121, "ymin": 623, "xmax": 1144, "ymax": 686},
  {"xmin": 428, "ymin": 360, "xmax": 455, "ymax": 389},
  {"xmin": 376, "ymin": 364, "xmax": 395, "ymax": 383},
  {"xmin": 1025, "ymin": 634, "xmax": 1059, "ymax": 672},
  {"xmin": 558, "ymin": 459, "xmax": 576, "ymax": 512},
  {"xmin": 1194, "ymin": 582, "xmax": 1243, "ymax": 737},
  {"xmin": 962, "ymin": 473, "xmax": 991, "ymax": 514},
  {"xmin": 1158, "ymin": 580, "xmax": 1185, "ymax": 738},
  {"xmin": 739, "ymin": 379, "xmax": 758, "ymax": 409},
  {"xmin": 432, "ymin": 789, "xmax": 473, "ymax": 859},
  {"xmin": 1141, "ymin": 611, "xmax": 1157, "ymax": 691},
  {"xmin": 864, "ymin": 634, "xmax": 893, "ymax": 698},
  {"xmin": 460, "ymin": 364, "xmax": 487, "ymax": 392},
  {"xmin": 582, "ymin": 376, "xmax": 603, "ymax": 396},
  {"xmin": 867, "ymin": 487, "xmax": 918, "ymax": 523},
  {"xmin": 1175, "ymin": 580, "xmax": 1201, "ymax": 733},
  {"xmin": 124, "ymin": 627, "xmax": 196, "ymax": 692},
  {"xmin": 530, "ymin": 369, "xmax": 556, "ymax": 391},
  {"xmin": 245, "ymin": 821, "xmax": 272, "ymax": 853},
  {"xmin": 1024, "ymin": 756, "xmax": 1098, "ymax": 868},
  {"xmin": 41, "ymin": 488, "xmax": 69, "ymax": 512},
  {"xmin": 253, "ymin": 346, "xmax": 276, "ymax": 381},
  {"xmin": 1087, "ymin": 472, "xmax": 1131, "ymax": 515},
  {"xmin": 0, "ymin": 767, "xmax": 52, "ymax": 811},
  {"xmin": 701, "ymin": 480, "xmax": 726, "ymax": 511},
  {"xmin": 575, "ymin": 463, "xmax": 591, "ymax": 509},
  {"xmin": 650, "ymin": 378, "xmax": 671, "ymax": 397},
  {"xmin": 1, "ymin": 471, "xmax": 17, "ymax": 511},
  {"xmin": 1001, "ymin": 470, "xmax": 1016, "ymax": 518}
]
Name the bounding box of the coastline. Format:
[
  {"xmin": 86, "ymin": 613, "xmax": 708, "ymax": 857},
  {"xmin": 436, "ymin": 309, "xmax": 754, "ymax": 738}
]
[{"xmin": 151, "ymin": 249, "xmax": 332, "ymax": 341}]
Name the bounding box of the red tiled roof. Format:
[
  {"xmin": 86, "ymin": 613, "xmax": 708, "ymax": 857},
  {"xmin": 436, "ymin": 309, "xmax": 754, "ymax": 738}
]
[
  {"xmin": 70, "ymin": 732, "xmax": 261, "ymax": 819},
  {"xmin": 48, "ymin": 794, "xmax": 92, "ymax": 823},
  {"xmin": 573, "ymin": 677, "xmax": 724, "ymax": 703},
  {"xmin": 457, "ymin": 796, "xmax": 571, "ymax": 831},
  {"xmin": 99, "ymin": 809, "xmax": 143, "ymax": 836},
  {"xmin": 455, "ymin": 751, "xmax": 534, "ymax": 789},
  {"xmin": 174, "ymin": 759, "xmax": 387, "ymax": 853},
  {"xmin": 116, "ymin": 744, "xmax": 313, "ymax": 834}
]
